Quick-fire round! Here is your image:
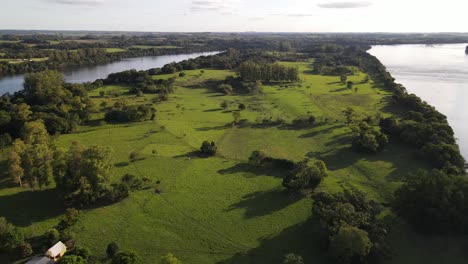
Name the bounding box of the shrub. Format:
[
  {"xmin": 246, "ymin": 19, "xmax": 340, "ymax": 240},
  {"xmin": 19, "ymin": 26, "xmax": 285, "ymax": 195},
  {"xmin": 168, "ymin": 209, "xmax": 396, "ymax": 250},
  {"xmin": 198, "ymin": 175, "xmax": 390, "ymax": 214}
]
[
  {"xmin": 106, "ymin": 242, "xmax": 120, "ymax": 258},
  {"xmin": 160, "ymin": 253, "xmax": 182, "ymax": 264},
  {"xmin": 328, "ymin": 225, "xmax": 372, "ymax": 264},
  {"xmin": 112, "ymin": 250, "xmax": 139, "ymax": 264},
  {"xmin": 17, "ymin": 242, "xmax": 33, "ymax": 258},
  {"xmin": 45, "ymin": 228, "xmax": 60, "ymax": 246},
  {"xmin": 282, "ymin": 159, "xmax": 328, "ymax": 191},
  {"xmin": 57, "ymin": 208, "xmax": 80, "ymax": 230},
  {"xmin": 283, "ymin": 253, "xmax": 304, "ymax": 264},
  {"xmin": 200, "ymin": 141, "xmax": 217, "ymax": 156}
]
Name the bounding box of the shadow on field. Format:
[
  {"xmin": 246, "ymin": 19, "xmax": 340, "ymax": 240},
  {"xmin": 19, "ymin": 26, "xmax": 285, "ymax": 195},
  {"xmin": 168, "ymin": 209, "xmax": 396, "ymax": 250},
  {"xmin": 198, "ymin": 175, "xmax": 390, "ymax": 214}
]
[
  {"xmin": 225, "ymin": 188, "xmax": 305, "ymax": 219},
  {"xmin": 330, "ymin": 87, "xmax": 349, "ymax": 93},
  {"xmin": 196, "ymin": 124, "xmax": 231, "ymax": 131},
  {"xmin": 216, "ymin": 219, "xmax": 330, "ymax": 264},
  {"xmin": 0, "ymin": 188, "xmax": 64, "ymax": 227},
  {"xmin": 217, "ymin": 163, "xmax": 286, "ymax": 178},
  {"xmin": 204, "ymin": 108, "xmax": 223, "ymax": 112},
  {"xmin": 298, "ymin": 124, "xmax": 345, "ymax": 138}
]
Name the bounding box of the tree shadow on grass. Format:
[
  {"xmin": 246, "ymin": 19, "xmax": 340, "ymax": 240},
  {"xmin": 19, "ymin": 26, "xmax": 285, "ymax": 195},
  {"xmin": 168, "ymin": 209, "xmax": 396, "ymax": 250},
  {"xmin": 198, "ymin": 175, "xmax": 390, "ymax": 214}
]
[
  {"xmin": 196, "ymin": 124, "xmax": 231, "ymax": 131},
  {"xmin": 330, "ymin": 87, "xmax": 349, "ymax": 93},
  {"xmin": 298, "ymin": 124, "xmax": 345, "ymax": 138},
  {"xmin": 204, "ymin": 108, "xmax": 223, "ymax": 112},
  {"xmin": 216, "ymin": 219, "xmax": 330, "ymax": 264},
  {"xmin": 217, "ymin": 163, "xmax": 287, "ymax": 179},
  {"xmin": 0, "ymin": 188, "xmax": 65, "ymax": 227},
  {"xmin": 225, "ymin": 188, "xmax": 305, "ymax": 219}
]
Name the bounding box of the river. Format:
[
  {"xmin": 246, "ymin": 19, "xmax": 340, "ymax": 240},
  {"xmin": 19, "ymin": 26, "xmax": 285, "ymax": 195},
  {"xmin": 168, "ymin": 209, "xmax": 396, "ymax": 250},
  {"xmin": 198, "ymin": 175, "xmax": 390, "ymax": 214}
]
[
  {"xmin": 369, "ymin": 43, "xmax": 468, "ymax": 159},
  {"xmin": 0, "ymin": 51, "xmax": 220, "ymax": 95}
]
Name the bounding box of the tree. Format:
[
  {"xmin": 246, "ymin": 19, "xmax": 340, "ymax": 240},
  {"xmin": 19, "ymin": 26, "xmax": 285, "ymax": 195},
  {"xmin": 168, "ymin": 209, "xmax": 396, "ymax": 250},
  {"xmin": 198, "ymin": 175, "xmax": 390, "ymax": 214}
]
[
  {"xmin": 218, "ymin": 84, "xmax": 233, "ymax": 95},
  {"xmin": 59, "ymin": 255, "xmax": 87, "ymax": 264},
  {"xmin": 220, "ymin": 101, "xmax": 228, "ymax": 110},
  {"xmin": 112, "ymin": 250, "xmax": 139, "ymax": 264},
  {"xmin": 57, "ymin": 208, "xmax": 80, "ymax": 230},
  {"xmin": 238, "ymin": 103, "xmax": 246, "ymax": 111},
  {"xmin": 283, "ymin": 159, "xmax": 327, "ymax": 191},
  {"xmin": 346, "ymin": 81, "xmax": 353, "ymax": 89},
  {"xmin": 17, "ymin": 242, "xmax": 33, "ymax": 258},
  {"xmin": 0, "ymin": 133, "xmax": 12, "ymax": 152},
  {"xmin": 340, "ymin": 75, "xmax": 347, "ymax": 84},
  {"xmin": 249, "ymin": 150, "xmax": 267, "ymax": 165},
  {"xmin": 283, "ymin": 253, "xmax": 304, "ymax": 264},
  {"xmin": 200, "ymin": 141, "xmax": 217, "ymax": 156},
  {"xmin": 342, "ymin": 108, "xmax": 356, "ymax": 124},
  {"xmin": 328, "ymin": 225, "xmax": 372, "ymax": 264},
  {"xmin": 0, "ymin": 217, "xmax": 24, "ymax": 253},
  {"xmin": 352, "ymin": 122, "xmax": 388, "ymax": 153},
  {"xmin": 179, "ymin": 72, "xmax": 186, "ymax": 77},
  {"xmin": 160, "ymin": 253, "xmax": 182, "ymax": 264},
  {"xmin": 45, "ymin": 228, "xmax": 60, "ymax": 246},
  {"xmin": 8, "ymin": 120, "xmax": 54, "ymax": 188},
  {"xmin": 107, "ymin": 242, "xmax": 120, "ymax": 258},
  {"xmin": 232, "ymin": 111, "xmax": 241, "ymax": 124}
]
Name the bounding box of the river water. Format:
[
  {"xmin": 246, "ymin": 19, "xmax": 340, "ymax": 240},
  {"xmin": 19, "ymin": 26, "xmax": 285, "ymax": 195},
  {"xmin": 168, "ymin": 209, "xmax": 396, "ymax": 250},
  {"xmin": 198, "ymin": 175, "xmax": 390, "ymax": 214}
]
[
  {"xmin": 0, "ymin": 51, "xmax": 220, "ymax": 95},
  {"xmin": 369, "ymin": 44, "xmax": 468, "ymax": 159}
]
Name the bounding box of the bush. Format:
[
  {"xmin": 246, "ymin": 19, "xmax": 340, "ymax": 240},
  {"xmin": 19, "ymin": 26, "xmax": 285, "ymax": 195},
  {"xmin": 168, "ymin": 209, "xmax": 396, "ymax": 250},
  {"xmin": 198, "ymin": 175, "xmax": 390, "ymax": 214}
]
[
  {"xmin": 112, "ymin": 250, "xmax": 139, "ymax": 264},
  {"xmin": 328, "ymin": 225, "xmax": 372, "ymax": 264},
  {"xmin": 283, "ymin": 159, "xmax": 328, "ymax": 191},
  {"xmin": 179, "ymin": 72, "xmax": 186, "ymax": 77},
  {"xmin": 106, "ymin": 242, "xmax": 120, "ymax": 258},
  {"xmin": 45, "ymin": 228, "xmax": 60, "ymax": 246},
  {"xmin": 17, "ymin": 242, "xmax": 33, "ymax": 258},
  {"xmin": 121, "ymin": 174, "xmax": 143, "ymax": 190},
  {"xmin": 160, "ymin": 253, "xmax": 182, "ymax": 264},
  {"xmin": 283, "ymin": 253, "xmax": 304, "ymax": 264},
  {"xmin": 200, "ymin": 141, "xmax": 217, "ymax": 156},
  {"xmin": 248, "ymin": 150, "xmax": 267, "ymax": 165},
  {"xmin": 58, "ymin": 208, "xmax": 80, "ymax": 230},
  {"xmin": 59, "ymin": 255, "xmax": 87, "ymax": 264},
  {"xmin": 352, "ymin": 122, "xmax": 388, "ymax": 153}
]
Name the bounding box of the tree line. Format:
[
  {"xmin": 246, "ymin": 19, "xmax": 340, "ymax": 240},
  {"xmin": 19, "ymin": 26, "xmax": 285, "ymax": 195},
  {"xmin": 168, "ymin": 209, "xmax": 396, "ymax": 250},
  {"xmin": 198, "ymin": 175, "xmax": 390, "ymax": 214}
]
[{"xmin": 237, "ymin": 61, "xmax": 300, "ymax": 82}]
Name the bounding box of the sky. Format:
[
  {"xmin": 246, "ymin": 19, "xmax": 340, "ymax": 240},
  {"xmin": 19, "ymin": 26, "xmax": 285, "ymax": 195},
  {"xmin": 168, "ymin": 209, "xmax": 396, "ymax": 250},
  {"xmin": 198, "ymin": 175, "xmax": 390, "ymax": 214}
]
[{"xmin": 0, "ymin": 0, "xmax": 467, "ymax": 32}]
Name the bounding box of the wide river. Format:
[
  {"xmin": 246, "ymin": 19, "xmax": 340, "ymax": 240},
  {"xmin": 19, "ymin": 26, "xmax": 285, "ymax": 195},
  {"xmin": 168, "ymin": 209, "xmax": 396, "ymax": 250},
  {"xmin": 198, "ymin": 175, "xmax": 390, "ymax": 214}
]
[
  {"xmin": 0, "ymin": 51, "xmax": 220, "ymax": 95},
  {"xmin": 369, "ymin": 43, "xmax": 468, "ymax": 159}
]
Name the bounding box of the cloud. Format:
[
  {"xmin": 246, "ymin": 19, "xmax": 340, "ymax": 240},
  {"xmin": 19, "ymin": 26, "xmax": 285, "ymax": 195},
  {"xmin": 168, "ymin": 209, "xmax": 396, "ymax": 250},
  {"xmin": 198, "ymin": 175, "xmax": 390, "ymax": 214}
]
[
  {"xmin": 269, "ymin": 13, "xmax": 316, "ymax": 18},
  {"xmin": 42, "ymin": 0, "xmax": 104, "ymax": 5},
  {"xmin": 191, "ymin": 0, "xmax": 240, "ymax": 12},
  {"xmin": 318, "ymin": 1, "xmax": 372, "ymax": 8}
]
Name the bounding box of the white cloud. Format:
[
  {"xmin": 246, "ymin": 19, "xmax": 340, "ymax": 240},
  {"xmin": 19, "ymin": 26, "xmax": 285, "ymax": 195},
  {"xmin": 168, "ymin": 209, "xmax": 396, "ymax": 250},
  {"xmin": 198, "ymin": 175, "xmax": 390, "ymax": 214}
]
[
  {"xmin": 191, "ymin": 0, "xmax": 241, "ymax": 12},
  {"xmin": 42, "ymin": 0, "xmax": 105, "ymax": 5},
  {"xmin": 318, "ymin": 1, "xmax": 372, "ymax": 8}
]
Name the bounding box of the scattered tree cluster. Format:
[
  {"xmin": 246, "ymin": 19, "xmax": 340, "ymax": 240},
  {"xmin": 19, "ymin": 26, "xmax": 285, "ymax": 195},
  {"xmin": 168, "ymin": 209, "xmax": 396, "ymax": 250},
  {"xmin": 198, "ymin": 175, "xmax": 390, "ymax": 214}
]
[
  {"xmin": 351, "ymin": 122, "xmax": 388, "ymax": 153},
  {"xmin": 237, "ymin": 61, "xmax": 300, "ymax": 82},
  {"xmin": 393, "ymin": 169, "xmax": 468, "ymax": 234},
  {"xmin": 105, "ymin": 102, "xmax": 155, "ymax": 123},
  {"xmin": 200, "ymin": 141, "xmax": 217, "ymax": 156},
  {"xmin": 313, "ymin": 189, "xmax": 389, "ymax": 264}
]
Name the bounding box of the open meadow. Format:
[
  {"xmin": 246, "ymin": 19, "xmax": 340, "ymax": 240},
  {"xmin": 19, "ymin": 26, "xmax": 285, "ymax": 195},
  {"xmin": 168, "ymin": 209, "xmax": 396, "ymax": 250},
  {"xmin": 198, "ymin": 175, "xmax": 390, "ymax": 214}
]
[{"xmin": 1, "ymin": 61, "xmax": 466, "ymax": 264}]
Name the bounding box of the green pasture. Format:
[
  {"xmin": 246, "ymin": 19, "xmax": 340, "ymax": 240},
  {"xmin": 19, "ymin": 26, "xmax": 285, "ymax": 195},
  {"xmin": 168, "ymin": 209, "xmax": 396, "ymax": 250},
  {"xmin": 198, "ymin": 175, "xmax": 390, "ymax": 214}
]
[{"xmin": 0, "ymin": 61, "xmax": 465, "ymax": 264}]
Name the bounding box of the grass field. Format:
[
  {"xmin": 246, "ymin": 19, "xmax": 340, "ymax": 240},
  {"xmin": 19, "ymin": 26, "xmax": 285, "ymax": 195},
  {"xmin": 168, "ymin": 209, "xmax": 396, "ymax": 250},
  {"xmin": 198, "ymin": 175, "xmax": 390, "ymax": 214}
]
[
  {"xmin": 0, "ymin": 57, "xmax": 49, "ymax": 64},
  {"xmin": 0, "ymin": 61, "xmax": 466, "ymax": 263},
  {"xmin": 131, "ymin": 45, "xmax": 180, "ymax": 49},
  {"xmin": 105, "ymin": 48, "xmax": 127, "ymax": 53}
]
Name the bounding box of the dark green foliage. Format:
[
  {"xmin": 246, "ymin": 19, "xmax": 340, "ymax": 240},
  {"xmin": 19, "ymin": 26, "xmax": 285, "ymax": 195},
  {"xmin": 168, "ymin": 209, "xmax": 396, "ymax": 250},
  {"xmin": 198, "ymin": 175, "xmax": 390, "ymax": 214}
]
[
  {"xmin": 291, "ymin": 116, "xmax": 316, "ymax": 128},
  {"xmin": 328, "ymin": 225, "xmax": 372, "ymax": 264},
  {"xmin": 352, "ymin": 122, "xmax": 388, "ymax": 153},
  {"xmin": 237, "ymin": 61, "xmax": 299, "ymax": 82},
  {"xmin": 160, "ymin": 253, "xmax": 182, "ymax": 264},
  {"xmin": 238, "ymin": 103, "xmax": 246, "ymax": 110},
  {"xmin": 53, "ymin": 142, "xmax": 127, "ymax": 207},
  {"xmin": 59, "ymin": 255, "xmax": 87, "ymax": 264},
  {"xmin": 282, "ymin": 159, "xmax": 328, "ymax": 191},
  {"xmin": 107, "ymin": 242, "xmax": 120, "ymax": 258},
  {"xmin": 218, "ymin": 84, "xmax": 233, "ymax": 95},
  {"xmin": 112, "ymin": 250, "xmax": 139, "ymax": 264},
  {"xmin": 379, "ymin": 117, "xmax": 400, "ymax": 136},
  {"xmin": 200, "ymin": 141, "xmax": 217, "ymax": 156},
  {"xmin": 105, "ymin": 104, "xmax": 153, "ymax": 123},
  {"xmin": 0, "ymin": 217, "xmax": 24, "ymax": 253},
  {"xmin": 71, "ymin": 246, "xmax": 92, "ymax": 261},
  {"xmin": 248, "ymin": 151, "xmax": 295, "ymax": 170},
  {"xmin": 283, "ymin": 253, "xmax": 304, "ymax": 264},
  {"xmin": 178, "ymin": 72, "xmax": 186, "ymax": 77},
  {"xmin": 16, "ymin": 242, "xmax": 33, "ymax": 258},
  {"xmin": 313, "ymin": 189, "xmax": 388, "ymax": 262},
  {"xmin": 45, "ymin": 228, "xmax": 60, "ymax": 246},
  {"xmin": 57, "ymin": 208, "xmax": 80, "ymax": 230},
  {"xmin": 394, "ymin": 170, "xmax": 468, "ymax": 233},
  {"xmin": 121, "ymin": 174, "xmax": 144, "ymax": 190}
]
